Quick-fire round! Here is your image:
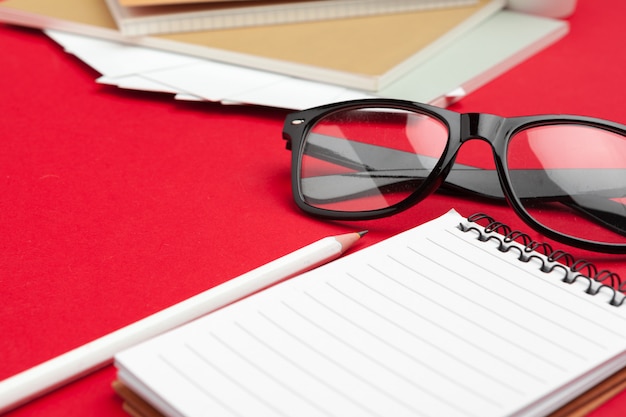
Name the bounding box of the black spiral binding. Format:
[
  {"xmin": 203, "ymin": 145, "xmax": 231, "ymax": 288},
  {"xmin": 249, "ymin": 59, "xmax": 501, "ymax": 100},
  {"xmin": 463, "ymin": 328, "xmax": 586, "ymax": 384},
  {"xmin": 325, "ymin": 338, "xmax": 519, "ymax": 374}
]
[{"xmin": 458, "ymin": 213, "xmax": 626, "ymax": 307}]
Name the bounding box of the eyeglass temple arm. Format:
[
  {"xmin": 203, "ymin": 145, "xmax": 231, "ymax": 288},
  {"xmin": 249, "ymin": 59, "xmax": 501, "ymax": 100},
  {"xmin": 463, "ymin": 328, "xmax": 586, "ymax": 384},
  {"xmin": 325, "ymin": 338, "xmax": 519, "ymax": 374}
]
[
  {"xmin": 566, "ymin": 197, "xmax": 626, "ymax": 236},
  {"xmin": 300, "ymin": 133, "xmax": 504, "ymax": 198},
  {"xmin": 301, "ymin": 133, "xmax": 626, "ymax": 200},
  {"xmin": 299, "ymin": 134, "xmax": 626, "ymax": 235}
]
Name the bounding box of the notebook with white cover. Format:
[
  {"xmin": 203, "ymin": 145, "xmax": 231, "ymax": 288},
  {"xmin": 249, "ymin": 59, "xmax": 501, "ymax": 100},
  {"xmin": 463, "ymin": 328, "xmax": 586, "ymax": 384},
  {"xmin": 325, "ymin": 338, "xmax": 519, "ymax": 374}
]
[
  {"xmin": 105, "ymin": 0, "xmax": 477, "ymax": 36},
  {"xmin": 114, "ymin": 209, "xmax": 626, "ymax": 417}
]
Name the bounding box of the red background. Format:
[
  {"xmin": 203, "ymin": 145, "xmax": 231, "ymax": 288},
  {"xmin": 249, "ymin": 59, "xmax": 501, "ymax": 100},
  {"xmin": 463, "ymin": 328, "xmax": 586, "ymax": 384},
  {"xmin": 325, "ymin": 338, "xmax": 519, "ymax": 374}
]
[{"xmin": 1, "ymin": 0, "xmax": 625, "ymax": 415}]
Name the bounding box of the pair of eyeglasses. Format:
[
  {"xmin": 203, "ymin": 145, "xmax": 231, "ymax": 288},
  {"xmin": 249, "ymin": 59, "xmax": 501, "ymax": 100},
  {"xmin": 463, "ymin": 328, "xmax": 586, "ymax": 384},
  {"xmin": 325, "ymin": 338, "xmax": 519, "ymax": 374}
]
[{"xmin": 282, "ymin": 99, "xmax": 626, "ymax": 254}]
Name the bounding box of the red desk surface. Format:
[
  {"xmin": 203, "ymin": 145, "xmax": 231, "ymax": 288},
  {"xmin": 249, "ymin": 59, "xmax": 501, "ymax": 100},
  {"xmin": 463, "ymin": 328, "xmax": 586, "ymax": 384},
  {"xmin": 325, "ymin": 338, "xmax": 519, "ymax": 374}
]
[{"xmin": 1, "ymin": 0, "xmax": 625, "ymax": 415}]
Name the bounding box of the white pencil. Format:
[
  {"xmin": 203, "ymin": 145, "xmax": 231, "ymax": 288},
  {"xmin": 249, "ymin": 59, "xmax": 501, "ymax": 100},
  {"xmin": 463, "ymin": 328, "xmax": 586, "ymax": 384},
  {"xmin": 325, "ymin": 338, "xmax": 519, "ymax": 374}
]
[{"xmin": 0, "ymin": 231, "xmax": 365, "ymax": 413}]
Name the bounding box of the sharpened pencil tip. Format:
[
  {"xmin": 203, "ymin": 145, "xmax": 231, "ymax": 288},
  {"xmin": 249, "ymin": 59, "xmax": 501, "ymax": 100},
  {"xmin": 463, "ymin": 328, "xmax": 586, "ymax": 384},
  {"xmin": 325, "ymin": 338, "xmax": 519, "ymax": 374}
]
[{"xmin": 358, "ymin": 230, "xmax": 368, "ymax": 237}]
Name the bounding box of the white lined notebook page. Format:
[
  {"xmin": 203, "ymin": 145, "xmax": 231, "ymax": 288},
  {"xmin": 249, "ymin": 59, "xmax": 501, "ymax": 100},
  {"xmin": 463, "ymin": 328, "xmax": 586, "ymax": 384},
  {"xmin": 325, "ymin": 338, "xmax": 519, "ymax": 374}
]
[{"xmin": 115, "ymin": 209, "xmax": 626, "ymax": 417}]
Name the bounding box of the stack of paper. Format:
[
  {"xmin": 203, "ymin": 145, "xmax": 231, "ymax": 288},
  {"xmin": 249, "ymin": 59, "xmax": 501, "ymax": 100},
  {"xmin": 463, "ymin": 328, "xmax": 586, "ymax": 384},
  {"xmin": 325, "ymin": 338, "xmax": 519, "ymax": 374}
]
[{"xmin": 0, "ymin": 0, "xmax": 569, "ymax": 108}]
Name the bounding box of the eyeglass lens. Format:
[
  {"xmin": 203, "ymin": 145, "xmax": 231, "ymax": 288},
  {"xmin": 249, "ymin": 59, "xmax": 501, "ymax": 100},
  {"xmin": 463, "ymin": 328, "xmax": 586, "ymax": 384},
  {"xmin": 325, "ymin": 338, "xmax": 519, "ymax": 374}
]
[
  {"xmin": 507, "ymin": 124, "xmax": 626, "ymax": 244},
  {"xmin": 298, "ymin": 106, "xmax": 626, "ymax": 246},
  {"xmin": 300, "ymin": 107, "xmax": 448, "ymax": 211}
]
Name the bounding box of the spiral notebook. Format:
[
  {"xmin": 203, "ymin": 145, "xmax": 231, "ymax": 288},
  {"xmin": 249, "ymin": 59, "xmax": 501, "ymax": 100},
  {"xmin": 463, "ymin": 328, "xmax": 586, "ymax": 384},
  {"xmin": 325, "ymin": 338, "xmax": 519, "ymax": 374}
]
[{"xmin": 113, "ymin": 209, "xmax": 626, "ymax": 417}]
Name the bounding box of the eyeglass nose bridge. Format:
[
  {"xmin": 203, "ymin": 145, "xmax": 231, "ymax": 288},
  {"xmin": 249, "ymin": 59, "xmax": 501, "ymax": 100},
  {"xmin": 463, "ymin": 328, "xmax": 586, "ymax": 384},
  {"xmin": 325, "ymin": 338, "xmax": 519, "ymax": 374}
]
[{"xmin": 460, "ymin": 113, "xmax": 504, "ymax": 145}]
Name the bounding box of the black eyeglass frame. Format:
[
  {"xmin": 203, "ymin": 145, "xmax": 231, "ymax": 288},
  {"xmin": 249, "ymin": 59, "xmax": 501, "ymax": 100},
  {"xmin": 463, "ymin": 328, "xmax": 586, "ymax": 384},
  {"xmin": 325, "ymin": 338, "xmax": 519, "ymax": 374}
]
[{"xmin": 283, "ymin": 98, "xmax": 626, "ymax": 254}]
